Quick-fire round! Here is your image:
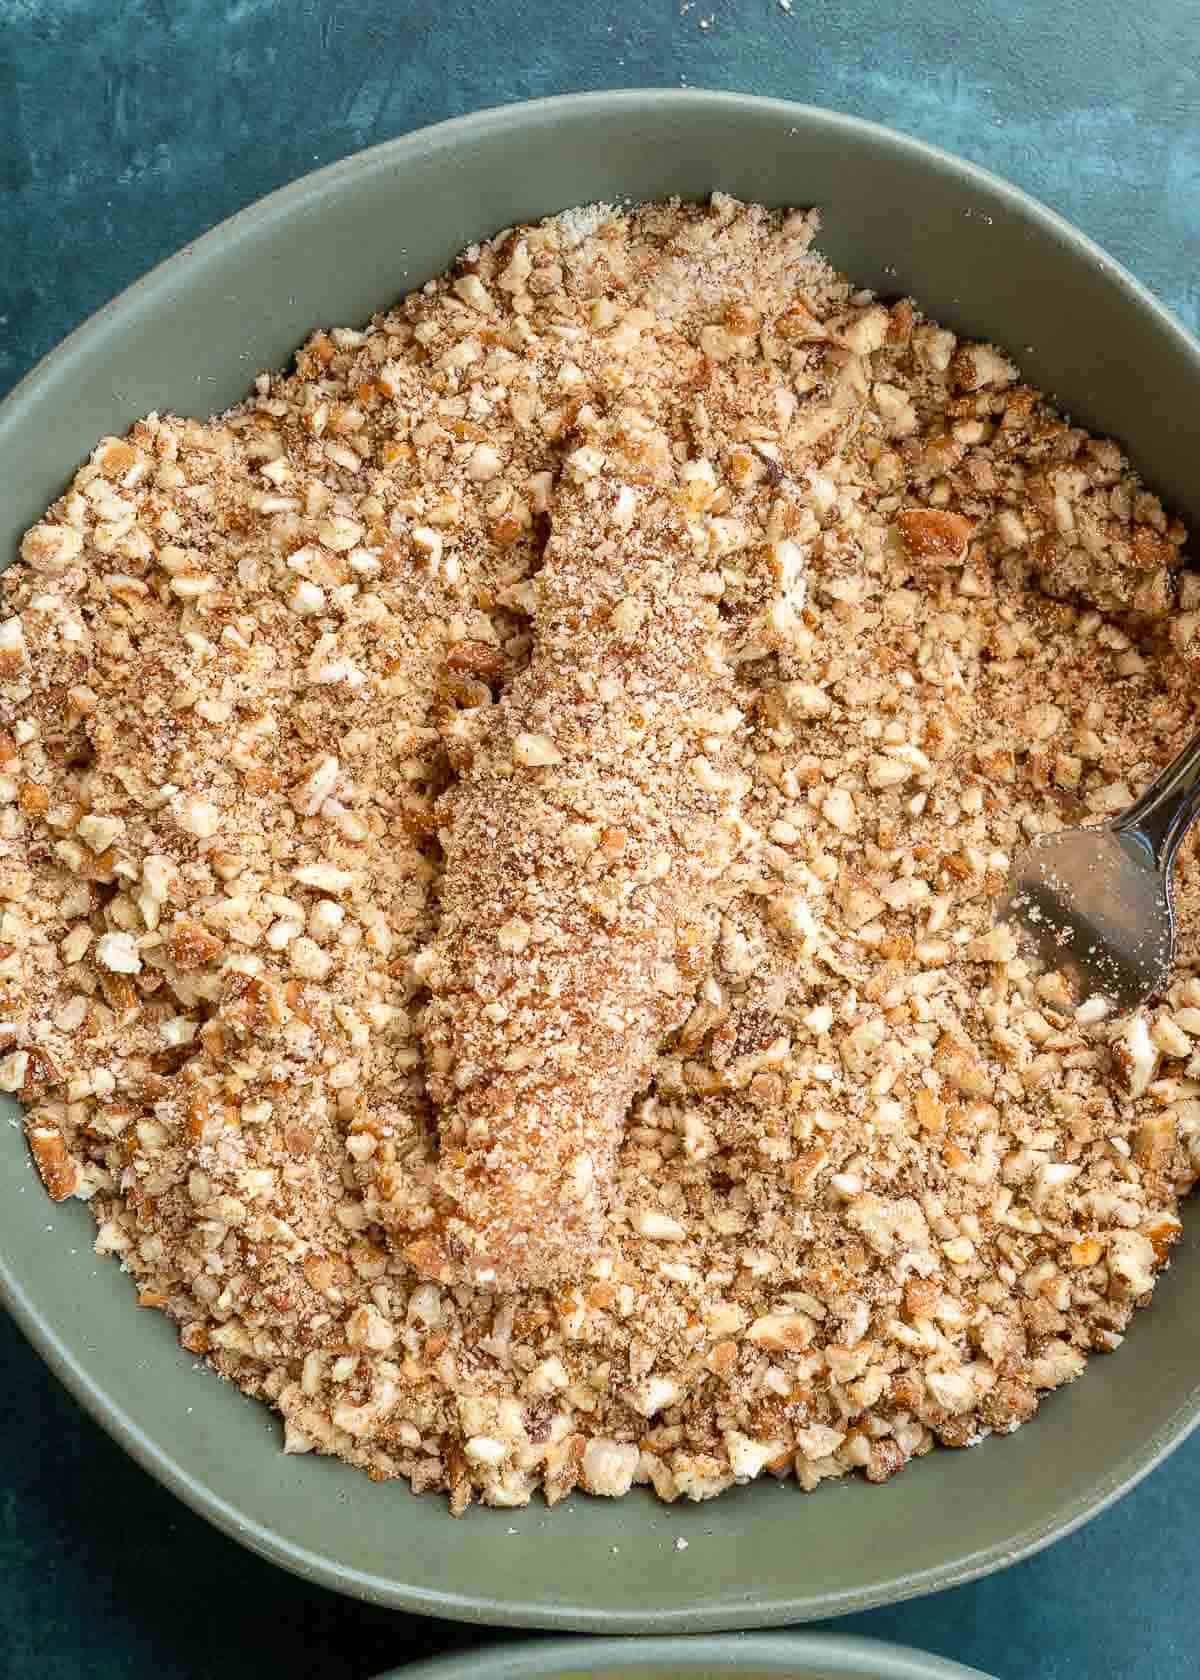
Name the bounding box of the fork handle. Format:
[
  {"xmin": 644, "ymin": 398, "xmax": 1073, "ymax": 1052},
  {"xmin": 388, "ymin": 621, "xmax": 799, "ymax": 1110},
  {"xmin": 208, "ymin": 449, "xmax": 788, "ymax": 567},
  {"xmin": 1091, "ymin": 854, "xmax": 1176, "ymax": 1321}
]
[{"xmin": 1114, "ymin": 726, "xmax": 1200, "ymax": 869}]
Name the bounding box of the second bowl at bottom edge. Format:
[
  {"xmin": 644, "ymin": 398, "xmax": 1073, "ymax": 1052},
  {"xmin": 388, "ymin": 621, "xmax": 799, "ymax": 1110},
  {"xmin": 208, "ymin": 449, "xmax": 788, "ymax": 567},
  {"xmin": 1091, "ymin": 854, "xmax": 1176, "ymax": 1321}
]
[{"xmin": 372, "ymin": 1633, "xmax": 999, "ymax": 1680}]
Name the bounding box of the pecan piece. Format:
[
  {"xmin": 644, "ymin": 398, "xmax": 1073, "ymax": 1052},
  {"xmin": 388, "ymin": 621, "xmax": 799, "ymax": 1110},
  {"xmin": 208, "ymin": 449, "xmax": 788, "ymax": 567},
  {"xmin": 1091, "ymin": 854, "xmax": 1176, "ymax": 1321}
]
[
  {"xmin": 444, "ymin": 639, "xmax": 508, "ymax": 681},
  {"xmin": 168, "ymin": 919, "xmax": 226, "ymax": 970},
  {"xmin": 29, "ymin": 1126, "xmax": 81, "ymax": 1201},
  {"xmin": 895, "ymin": 507, "xmax": 974, "ymax": 566}
]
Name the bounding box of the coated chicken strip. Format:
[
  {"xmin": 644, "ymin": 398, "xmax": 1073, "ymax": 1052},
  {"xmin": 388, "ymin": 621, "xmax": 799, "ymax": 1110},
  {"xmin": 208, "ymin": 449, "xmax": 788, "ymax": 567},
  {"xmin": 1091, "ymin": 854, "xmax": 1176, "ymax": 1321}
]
[{"xmin": 411, "ymin": 413, "xmax": 808, "ymax": 1289}]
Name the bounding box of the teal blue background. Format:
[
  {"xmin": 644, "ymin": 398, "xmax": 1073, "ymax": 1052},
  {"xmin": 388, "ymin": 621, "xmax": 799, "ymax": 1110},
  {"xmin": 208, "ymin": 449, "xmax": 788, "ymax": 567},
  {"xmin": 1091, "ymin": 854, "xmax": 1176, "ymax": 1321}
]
[{"xmin": 2, "ymin": 2, "xmax": 1198, "ymax": 1675}]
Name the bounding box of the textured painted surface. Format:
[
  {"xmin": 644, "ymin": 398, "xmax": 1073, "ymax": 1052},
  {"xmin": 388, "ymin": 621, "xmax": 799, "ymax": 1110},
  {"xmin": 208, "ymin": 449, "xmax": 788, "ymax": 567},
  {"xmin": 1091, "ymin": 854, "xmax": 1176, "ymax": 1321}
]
[{"xmin": 2, "ymin": 1, "xmax": 1200, "ymax": 1676}]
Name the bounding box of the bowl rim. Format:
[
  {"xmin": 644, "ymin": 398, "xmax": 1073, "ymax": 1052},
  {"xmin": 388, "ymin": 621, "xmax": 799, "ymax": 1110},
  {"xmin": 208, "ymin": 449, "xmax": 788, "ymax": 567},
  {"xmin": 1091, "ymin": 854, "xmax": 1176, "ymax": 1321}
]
[
  {"xmin": 3, "ymin": 87, "xmax": 1200, "ymax": 1630},
  {"xmin": 375, "ymin": 1632, "xmax": 996, "ymax": 1679}
]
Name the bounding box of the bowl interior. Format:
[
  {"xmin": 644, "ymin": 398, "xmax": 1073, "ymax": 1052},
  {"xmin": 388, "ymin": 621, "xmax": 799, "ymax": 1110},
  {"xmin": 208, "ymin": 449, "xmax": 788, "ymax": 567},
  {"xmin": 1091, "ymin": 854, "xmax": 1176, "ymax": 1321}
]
[{"xmin": 3, "ymin": 91, "xmax": 1200, "ymax": 1632}]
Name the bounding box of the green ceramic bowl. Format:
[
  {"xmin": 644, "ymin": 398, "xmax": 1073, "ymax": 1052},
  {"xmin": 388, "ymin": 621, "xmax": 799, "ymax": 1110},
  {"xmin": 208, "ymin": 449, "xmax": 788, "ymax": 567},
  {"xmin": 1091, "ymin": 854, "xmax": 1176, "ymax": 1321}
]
[
  {"xmin": 3, "ymin": 91, "xmax": 1200, "ymax": 1633},
  {"xmin": 379, "ymin": 1634, "xmax": 996, "ymax": 1679}
]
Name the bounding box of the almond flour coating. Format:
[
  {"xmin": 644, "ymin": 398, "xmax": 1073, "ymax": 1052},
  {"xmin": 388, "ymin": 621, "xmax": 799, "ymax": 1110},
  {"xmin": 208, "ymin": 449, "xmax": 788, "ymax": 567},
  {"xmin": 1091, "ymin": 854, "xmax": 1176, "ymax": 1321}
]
[{"xmin": 3, "ymin": 195, "xmax": 1198, "ymax": 1514}]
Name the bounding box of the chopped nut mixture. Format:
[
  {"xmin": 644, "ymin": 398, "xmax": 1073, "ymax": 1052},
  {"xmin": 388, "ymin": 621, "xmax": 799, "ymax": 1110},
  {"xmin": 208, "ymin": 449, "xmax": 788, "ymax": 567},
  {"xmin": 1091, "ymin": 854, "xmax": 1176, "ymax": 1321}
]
[{"xmin": 4, "ymin": 194, "xmax": 1198, "ymax": 1512}]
